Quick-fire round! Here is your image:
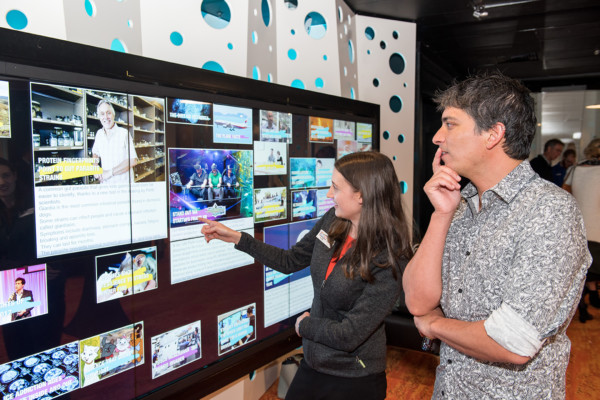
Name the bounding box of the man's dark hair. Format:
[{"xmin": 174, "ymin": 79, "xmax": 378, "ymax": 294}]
[
  {"xmin": 434, "ymin": 72, "xmax": 536, "ymax": 160},
  {"xmin": 15, "ymin": 277, "xmax": 25, "ymax": 285},
  {"xmin": 543, "ymin": 138, "xmax": 564, "ymax": 152}
]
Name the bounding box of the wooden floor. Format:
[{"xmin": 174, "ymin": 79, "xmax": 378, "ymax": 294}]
[{"xmin": 260, "ymin": 305, "xmax": 600, "ymax": 399}]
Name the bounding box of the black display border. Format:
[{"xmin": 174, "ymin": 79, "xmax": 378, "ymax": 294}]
[{"xmin": 0, "ymin": 27, "xmax": 380, "ymax": 399}]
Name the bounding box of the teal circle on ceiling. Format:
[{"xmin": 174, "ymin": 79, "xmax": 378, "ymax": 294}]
[
  {"xmin": 398, "ymin": 134, "xmax": 405, "ymax": 143},
  {"xmin": 227, "ymin": 42, "xmax": 233, "ymax": 50},
  {"xmin": 383, "ymin": 131, "xmax": 390, "ymax": 140},
  {"xmin": 350, "ymin": 87, "xmax": 356, "ymax": 99},
  {"xmin": 252, "ymin": 31, "xmax": 258, "ymax": 44},
  {"xmin": 380, "ymin": 41, "xmax": 386, "ymax": 49},
  {"xmin": 84, "ymin": 0, "xmax": 96, "ymax": 17},
  {"xmin": 365, "ymin": 26, "xmax": 375, "ymax": 40},
  {"xmin": 6, "ymin": 9, "xmax": 28, "ymax": 30},
  {"xmin": 291, "ymin": 79, "xmax": 305, "ymax": 89},
  {"xmin": 127, "ymin": 19, "xmax": 133, "ymax": 28},
  {"xmin": 201, "ymin": 0, "xmax": 231, "ymax": 29},
  {"xmin": 305, "ymin": 11, "xmax": 327, "ymax": 39},
  {"xmin": 202, "ymin": 61, "xmax": 225, "ymax": 73},
  {"xmin": 400, "ymin": 181, "xmax": 407, "ymax": 194},
  {"xmin": 291, "ymin": 29, "xmax": 295, "ymax": 35},
  {"xmin": 373, "ymin": 78, "xmax": 379, "ymax": 87},
  {"xmin": 253, "ymin": 66, "xmax": 261, "ymax": 80},
  {"xmin": 393, "ymin": 156, "xmax": 397, "ymax": 160},
  {"xmin": 323, "ymin": 54, "xmax": 327, "ymax": 60},
  {"xmin": 268, "ymin": 73, "xmax": 273, "ymax": 82},
  {"xmin": 348, "ymin": 39, "xmax": 355, "ymax": 63},
  {"xmin": 393, "ymin": 30, "xmax": 399, "ymax": 39},
  {"xmin": 390, "ymin": 53, "xmax": 406, "ymax": 74},
  {"xmin": 390, "ymin": 95, "xmax": 403, "ymax": 113},
  {"xmin": 170, "ymin": 31, "xmax": 183, "ymax": 46},
  {"xmin": 262, "ymin": 0, "xmax": 271, "ymax": 27},
  {"xmin": 288, "ymin": 48, "xmax": 297, "ymax": 60},
  {"xmin": 367, "ymin": 50, "xmax": 371, "ymax": 55},
  {"xmin": 315, "ymin": 78, "xmax": 324, "ymax": 88},
  {"xmin": 110, "ymin": 39, "xmax": 127, "ymax": 53}
]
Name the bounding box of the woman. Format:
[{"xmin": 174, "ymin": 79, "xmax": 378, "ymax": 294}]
[
  {"xmin": 201, "ymin": 151, "xmax": 412, "ymax": 399},
  {"xmin": 563, "ymin": 138, "xmax": 600, "ymax": 321}
]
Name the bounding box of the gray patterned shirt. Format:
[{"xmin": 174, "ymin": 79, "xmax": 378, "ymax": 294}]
[{"xmin": 433, "ymin": 161, "xmax": 591, "ymax": 399}]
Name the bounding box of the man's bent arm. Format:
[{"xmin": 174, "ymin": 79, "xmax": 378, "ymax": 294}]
[
  {"xmin": 403, "ymin": 211, "xmax": 453, "ymax": 316},
  {"xmin": 416, "ymin": 310, "xmax": 531, "ymax": 365}
]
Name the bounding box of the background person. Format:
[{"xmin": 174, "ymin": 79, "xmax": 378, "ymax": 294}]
[
  {"xmin": 562, "ymin": 138, "xmax": 600, "ymax": 321},
  {"xmin": 403, "ymin": 73, "xmax": 590, "ymax": 399},
  {"xmin": 200, "ymin": 151, "xmax": 413, "ymax": 400},
  {"xmin": 530, "ymin": 138, "xmax": 564, "ymax": 182},
  {"xmin": 92, "ymin": 100, "xmax": 138, "ymax": 184},
  {"xmin": 552, "ymin": 148, "xmax": 576, "ymax": 186}
]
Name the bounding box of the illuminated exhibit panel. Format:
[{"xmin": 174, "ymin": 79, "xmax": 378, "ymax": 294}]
[
  {"xmin": 259, "ymin": 109, "xmax": 292, "ymax": 143},
  {"xmin": 151, "ymin": 321, "xmax": 202, "ymax": 379},
  {"xmin": 217, "ymin": 304, "xmax": 256, "ymax": 356},
  {"xmin": 263, "ymin": 220, "xmax": 316, "ymax": 328},
  {"xmin": 309, "ymin": 116, "xmax": 334, "ymax": 143},
  {"xmin": 213, "ymin": 104, "xmax": 253, "ymax": 145},
  {"xmin": 0, "ymin": 80, "xmax": 10, "ymax": 138},
  {"xmin": 254, "ymin": 187, "xmax": 287, "ymax": 224},
  {"xmin": 333, "ymin": 120, "xmax": 355, "ymax": 141},
  {"xmin": 253, "ymin": 141, "xmax": 287, "ymax": 176},
  {"xmin": 290, "ymin": 157, "xmax": 335, "ymax": 189},
  {"xmin": 30, "ymin": 83, "xmax": 168, "ymax": 258},
  {"xmin": 95, "ymin": 247, "xmax": 158, "ymax": 304},
  {"xmin": 0, "ymin": 264, "xmax": 48, "ymax": 326}
]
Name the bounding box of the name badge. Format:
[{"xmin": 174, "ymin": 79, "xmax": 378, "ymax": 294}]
[{"xmin": 317, "ymin": 230, "xmax": 330, "ymax": 248}]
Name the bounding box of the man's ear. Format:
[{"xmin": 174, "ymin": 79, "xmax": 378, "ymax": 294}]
[{"xmin": 485, "ymin": 122, "xmax": 506, "ymax": 150}]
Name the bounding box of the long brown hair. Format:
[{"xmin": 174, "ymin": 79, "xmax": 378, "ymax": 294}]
[{"xmin": 328, "ymin": 151, "xmax": 413, "ymax": 282}]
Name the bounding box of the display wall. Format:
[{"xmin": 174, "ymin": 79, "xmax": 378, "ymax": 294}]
[
  {"xmin": 0, "ymin": 0, "xmax": 416, "ymax": 235},
  {"xmin": 0, "ymin": 29, "xmax": 379, "ymax": 399}
]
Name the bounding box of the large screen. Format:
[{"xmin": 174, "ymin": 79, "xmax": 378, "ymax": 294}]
[{"xmin": 0, "ymin": 30, "xmax": 379, "ymax": 400}]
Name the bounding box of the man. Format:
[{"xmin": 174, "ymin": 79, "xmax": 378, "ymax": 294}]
[
  {"xmin": 530, "ymin": 138, "xmax": 564, "ymax": 182},
  {"xmin": 403, "ymin": 73, "xmax": 590, "ymax": 399},
  {"xmin": 186, "ymin": 163, "xmax": 208, "ymax": 200},
  {"xmin": 208, "ymin": 163, "xmax": 222, "ymax": 201},
  {"xmin": 267, "ymin": 148, "xmax": 276, "ymax": 164},
  {"xmin": 221, "ymin": 165, "xmax": 239, "ymax": 199},
  {"xmin": 92, "ymin": 100, "xmax": 138, "ymax": 184},
  {"xmin": 9, "ymin": 277, "xmax": 34, "ymax": 321},
  {"xmin": 552, "ymin": 148, "xmax": 576, "ymax": 186}
]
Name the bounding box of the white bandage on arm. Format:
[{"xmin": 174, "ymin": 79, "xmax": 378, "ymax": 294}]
[{"xmin": 484, "ymin": 302, "xmax": 544, "ymax": 358}]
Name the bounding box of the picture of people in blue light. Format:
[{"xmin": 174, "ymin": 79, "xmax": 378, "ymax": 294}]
[{"xmin": 168, "ymin": 148, "xmax": 253, "ymax": 228}]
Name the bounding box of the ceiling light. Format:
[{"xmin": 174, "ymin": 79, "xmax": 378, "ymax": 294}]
[
  {"xmin": 586, "ymin": 104, "xmax": 600, "ymax": 109},
  {"xmin": 572, "ymin": 132, "xmax": 582, "ymax": 139}
]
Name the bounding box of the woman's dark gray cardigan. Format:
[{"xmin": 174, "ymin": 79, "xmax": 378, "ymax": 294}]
[{"xmin": 235, "ymin": 208, "xmax": 406, "ymax": 377}]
